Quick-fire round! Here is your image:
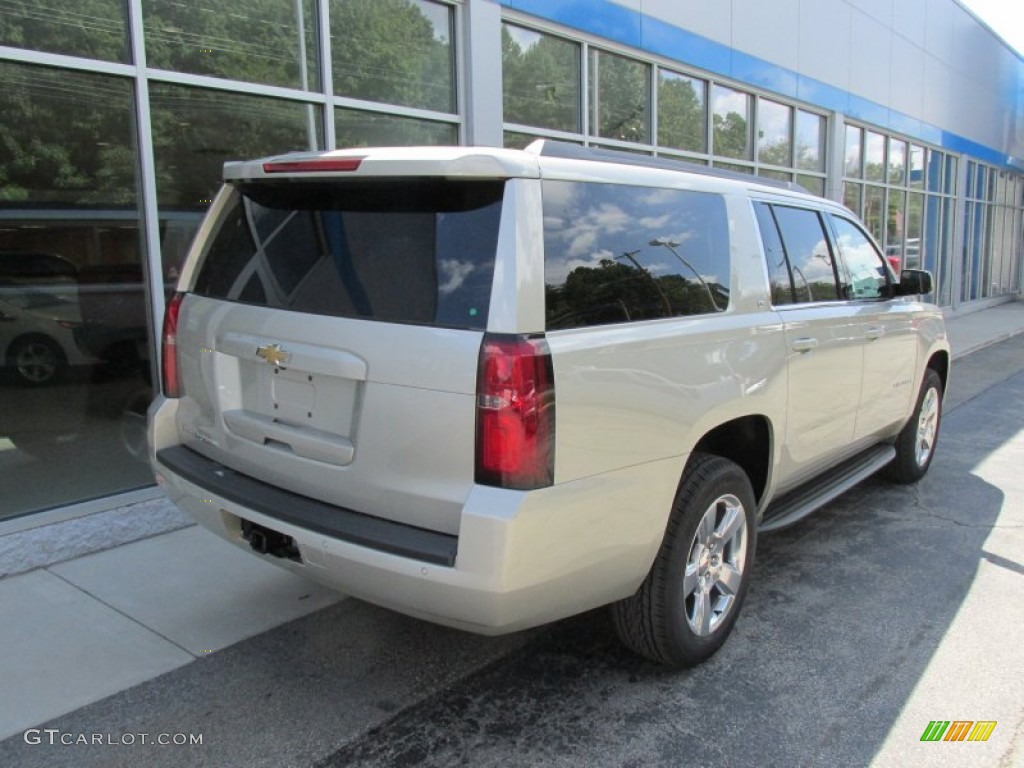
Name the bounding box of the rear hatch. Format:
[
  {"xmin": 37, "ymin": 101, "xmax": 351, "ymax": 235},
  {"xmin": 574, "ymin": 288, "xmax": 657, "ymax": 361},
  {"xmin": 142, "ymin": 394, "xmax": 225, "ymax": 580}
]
[{"xmin": 172, "ymin": 173, "xmax": 506, "ymax": 536}]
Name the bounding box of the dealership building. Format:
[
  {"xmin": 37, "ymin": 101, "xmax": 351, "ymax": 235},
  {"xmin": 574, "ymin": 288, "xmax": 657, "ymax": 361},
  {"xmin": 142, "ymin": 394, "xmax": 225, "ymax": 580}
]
[{"xmin": 0, "ymin": 0, "xmax": 1021, "ymax": 531}]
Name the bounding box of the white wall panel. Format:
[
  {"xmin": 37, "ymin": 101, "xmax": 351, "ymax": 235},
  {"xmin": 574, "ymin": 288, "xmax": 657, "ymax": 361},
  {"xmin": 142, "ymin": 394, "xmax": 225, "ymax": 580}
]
[
  {"xmin": 893, "ymin": 0, "xmax": 927, "ymax": 48},
  {"xmin": 924, "ymin": 0, "xmax": 955, "ymax": 64},
  {"xmin": 890, "ymin": 37, "xmax": 925, "ymax": 119},
  {"xmin": 732, "ymin": 0, "xmax": 800, "ymax": 71},
  {"xmin": 848, "ymin": 9, "xmax": 891, "ymax": 106},
  {"xmin": 640, "ymin": 0, "xmax": 732, "ymax": 47},
  {"xmin": 847, "ymin": 0, "xmax": 893, "ymax": 27},
  {"xmin": 922, "ymin": 54, "xmax": 956, "ymax": 129},
  {"xmin": 799, "ymin": 0, "xmax": 852, "ymax": 90}
]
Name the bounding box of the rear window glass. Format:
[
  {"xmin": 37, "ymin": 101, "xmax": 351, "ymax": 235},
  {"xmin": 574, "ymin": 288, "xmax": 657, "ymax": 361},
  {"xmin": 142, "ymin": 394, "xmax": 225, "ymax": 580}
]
[
  {"xmin": 192, "ymin": 180, "xmax": 505, "ymax": 330},
  {"xmin": 542, "ymin": 181, "xmax": 730, "ymax": 330}
]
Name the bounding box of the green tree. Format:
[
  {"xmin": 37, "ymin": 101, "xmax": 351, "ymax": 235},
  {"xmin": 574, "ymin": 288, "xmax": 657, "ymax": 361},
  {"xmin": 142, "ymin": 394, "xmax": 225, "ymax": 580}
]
[
  {"xmin": 713, "ymin": 111, "xmax": 749, "ymax": 160},
  {"xmin": 0, "ymin": 61, "xmax": 136, "ymax": 206},
  {"xmin": 658, "ymin": 75, "xmax": 705, "ymax": 152},
  {"xmin": 332, "ymin": 0, "xmax": 453, "ymax": 112},
  {"xmin": 589, "ymin": 50, "xmax": 649, "ymax": 143},
  {"xmin": 502, "ymin": 25, "xmax": 580, "ymax": 132},
  {"xmin": 142, "ymin": 0, "xmax": 318, "ymax": 90},
  {"xmin": 0, "ymin": 0, "xmax": 126, "ymax": 62}
]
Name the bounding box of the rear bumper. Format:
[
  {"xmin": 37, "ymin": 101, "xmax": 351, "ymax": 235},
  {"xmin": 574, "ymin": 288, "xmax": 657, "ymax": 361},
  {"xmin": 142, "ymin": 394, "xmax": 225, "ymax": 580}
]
[{"xmin": 151, "ymin": 436, "xmax": 683, "ymax": 636}]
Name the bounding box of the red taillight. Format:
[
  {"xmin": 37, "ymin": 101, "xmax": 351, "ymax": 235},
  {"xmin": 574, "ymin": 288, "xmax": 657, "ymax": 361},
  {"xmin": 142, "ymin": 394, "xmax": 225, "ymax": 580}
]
[
  {"xmin": 475, "ymin": 334, "xmax": 555, "ymax": 490},
  {"xmin": 161, "ymin": 292, "xmax": 184, "ymax": 398},
  {"xmin": 262, "ymin": 157, "xmax": 364, "ymax": 174}
]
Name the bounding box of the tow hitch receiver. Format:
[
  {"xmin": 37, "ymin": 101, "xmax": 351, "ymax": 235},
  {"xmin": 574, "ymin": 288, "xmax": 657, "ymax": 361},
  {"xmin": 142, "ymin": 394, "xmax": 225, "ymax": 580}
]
[{"xmin": 241, "ymin": 519, "xmax": 302, "ymax": 562}]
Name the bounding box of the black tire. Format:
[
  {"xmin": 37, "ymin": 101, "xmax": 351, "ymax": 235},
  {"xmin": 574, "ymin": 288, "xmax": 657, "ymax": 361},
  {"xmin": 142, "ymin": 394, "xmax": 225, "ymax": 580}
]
[
  {"xmin": 612, "ymin": 453, "xmax": 757, "ymax": 667},
  {"xmin": 6, "ymin": 334, "xmax": 67, "ymax": 386},
  {"xmin": 886, "ymin": 368, "xmax": 943, "ymax": 484}
]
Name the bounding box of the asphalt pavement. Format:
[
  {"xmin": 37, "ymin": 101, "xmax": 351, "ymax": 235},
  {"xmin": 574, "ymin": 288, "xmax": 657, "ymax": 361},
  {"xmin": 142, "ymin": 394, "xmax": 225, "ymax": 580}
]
[{"xmin": 1, "ymin": 303, "xmax": 1023, "ymax": 768}]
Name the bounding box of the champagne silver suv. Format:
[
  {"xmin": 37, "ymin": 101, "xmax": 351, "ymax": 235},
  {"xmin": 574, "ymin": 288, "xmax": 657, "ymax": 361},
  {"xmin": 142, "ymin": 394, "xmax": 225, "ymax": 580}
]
[{"xmin": 149, "ymin": 141, "xmax": 949, "ymax": 667}]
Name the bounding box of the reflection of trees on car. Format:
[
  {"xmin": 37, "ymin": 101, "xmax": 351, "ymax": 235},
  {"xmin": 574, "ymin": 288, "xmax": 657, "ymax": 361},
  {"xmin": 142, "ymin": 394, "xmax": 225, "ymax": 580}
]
[{"xmin": 546, "ymin": 258, "xmax": 727, "ymax": 330}]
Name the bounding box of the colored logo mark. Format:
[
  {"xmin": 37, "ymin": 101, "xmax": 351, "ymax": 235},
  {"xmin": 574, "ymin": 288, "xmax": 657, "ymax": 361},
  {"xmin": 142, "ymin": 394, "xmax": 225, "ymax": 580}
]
[{"xmin": 920, "ymin": 720, "xmax": 997, "ymax": 742}]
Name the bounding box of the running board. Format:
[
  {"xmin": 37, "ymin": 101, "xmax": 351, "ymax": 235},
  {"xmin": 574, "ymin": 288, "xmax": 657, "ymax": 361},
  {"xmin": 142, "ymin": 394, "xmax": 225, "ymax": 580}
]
[{"xmin": 759, "ymin": 445, "xmax": 896, "ymax": 533}]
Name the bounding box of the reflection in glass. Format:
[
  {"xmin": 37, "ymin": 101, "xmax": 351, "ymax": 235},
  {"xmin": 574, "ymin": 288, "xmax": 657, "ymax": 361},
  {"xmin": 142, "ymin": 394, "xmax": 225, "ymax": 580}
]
[
  {"xmin": 906, "ymin": 193, "xmax": 923, "ymax": 268},
  {"xmin": 831, "ymin": 216, "xmax": 888, "ymax": 299},
  {"xmin": 771, "ymin": 206, "xmax": 838, "ymax": 302},
  {"xmin": 542, "ymin": 181, "xmax": 730, "ymax": 328},
  {"xmin": 332, "ymin": 0, "xmax": 454, "ymax": 113},
  {"xmin": 864, "ymin": 186, "xmax": 884, "ymax": 242},
  {"xmin": 909, "ymin": 145, "xmax": 925, "ymax": 189},
  {"xmin": 502, "ymin": 24, "xmax": 580, "ymax": 132},
  {"xmin": 843, "ymin": 182, "xmax": 862, "ymax": 215},
  {"xmin": 713, "ymin": 161, "xmax": 753, "ymax": 175},
  {"xmin": 926, "ymin": 149, "xmax": 943, "ymax": 193},
  {"xmin": 658, "ymin": 70, "xmax": 706, "ymax": 152},
  {"xmin": 336, "ymin": 108, "xmax": 456, "ymax": 147},
  {"xmin": 0, "ymin": 62, "xmax": 153, "ymax": 519},
  {"xmin": 945, "ymin": 156, "xmax": 958, "ymax": 195},
  {"xmin": 795, "ymin": 111, "xmax": 824, "ymax": 172},
  {"xmin": 589, "ymin": 49, "xmax": 650, "ymax": 143},
  {"xmin": 888, "ymin": 138, "xmax": 906, "ymax": 185},
  {"xmin": 143, "ymin": 0, "xmax": 318, "ymax": 90},
  {"xmin": 844, "ymin": 125, "xmax": 862, "ymax": 178},
  {"xmin": 712, "ymin": 85, "xmax": 751, "ymax": 160},
  {"xmin": 757, "ymin": 99, "xmax": 791, "ymax": 166},
  {"xmin": 758, "ymin": 169, "xmax": 791, "ymax": 183},
  {"xmin": 797, "ymin": 175, "xmax": 825, "ymax": 197},
  {"xmin": 886, "ymin": 188, "xmax": 906, "ymax": 265},
  {"xmin": 149, "ymin": 83, "xmax": 322, "ymax": 278},
  {"xmin": 0, "ymin": 0, "xmax": 127, "ymax": 62},
  {"xmin": 864, "ymin": 131, "xmax": 885, "ymax": 182},
  {"xmin": 504, "ymin": 131, "xmax": 540, "ymax": 149}
]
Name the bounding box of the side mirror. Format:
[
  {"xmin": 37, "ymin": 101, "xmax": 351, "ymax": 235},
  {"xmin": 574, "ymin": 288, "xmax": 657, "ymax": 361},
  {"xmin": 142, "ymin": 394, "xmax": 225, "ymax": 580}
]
[{"xmin": 895, "ymin": 268, "xmax": 933, "ymax": 296}]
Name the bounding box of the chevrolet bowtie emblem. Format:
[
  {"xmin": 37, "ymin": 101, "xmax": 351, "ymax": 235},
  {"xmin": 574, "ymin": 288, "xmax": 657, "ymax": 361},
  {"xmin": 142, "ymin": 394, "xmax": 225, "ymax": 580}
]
[{"xmin": 255, "ymin": 343, "xmax": 290, "ymax": 367}]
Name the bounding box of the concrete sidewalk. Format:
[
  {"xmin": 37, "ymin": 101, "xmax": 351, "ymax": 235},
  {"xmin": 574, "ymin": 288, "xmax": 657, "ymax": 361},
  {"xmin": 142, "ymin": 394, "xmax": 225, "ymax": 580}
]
[{"xmin": 0, "ymin": 299, "xmax": 1022, "ymax": 743}]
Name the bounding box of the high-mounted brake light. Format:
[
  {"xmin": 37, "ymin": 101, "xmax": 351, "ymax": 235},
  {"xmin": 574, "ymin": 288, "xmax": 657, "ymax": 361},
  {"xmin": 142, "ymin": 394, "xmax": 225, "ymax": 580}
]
[
  {"xmin": 475, "ymin": 334, "xmax": 555, "ymax": 490},
  {"xmin": 161, "ymin": 291, "xmax": 184, "ymax": 398},
  {"xmin": 262, "ymin": 157, "xmax": 365, "ymax": 174}
]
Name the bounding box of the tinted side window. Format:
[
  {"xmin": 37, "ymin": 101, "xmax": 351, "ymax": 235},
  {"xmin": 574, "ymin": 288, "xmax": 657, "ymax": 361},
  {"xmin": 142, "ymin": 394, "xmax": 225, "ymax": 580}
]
[
  {"xmin": 193, "ymin": 180, "xmax": 504, "ymax": 330},
  {"xmin": 771, "ymin": 206, "xmax": 840, "ymax": 302},
  {"xmin": 753, "ymin": 202, "xmax": 795, "ymax": 305},
  {"xmin": 830, "ymin": 215, "xmax": 890, "ymax": 299},
  {"xmin": 543, "ymin": 181, "xmax": 730, "ymax": 330}
]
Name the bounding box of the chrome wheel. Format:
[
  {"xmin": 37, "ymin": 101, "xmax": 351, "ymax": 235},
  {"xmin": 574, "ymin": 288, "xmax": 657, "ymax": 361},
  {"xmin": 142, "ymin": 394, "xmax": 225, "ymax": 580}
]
[
  {"xmin": 915, "ymin": 386, "xmax": 940, "ymax": 467},
  {"xmin": 683, "ymin": 493, "xmax": 748, "ymax": 637}
]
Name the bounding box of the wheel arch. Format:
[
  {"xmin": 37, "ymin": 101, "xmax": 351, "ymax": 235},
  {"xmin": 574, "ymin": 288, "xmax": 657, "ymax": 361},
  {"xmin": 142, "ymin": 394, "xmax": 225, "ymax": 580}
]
[
  {"xmin": 689, "ymin": 415, "xmax": 772, "ymax": 505},
  {"xmin": 926, "ymin": 349, "xmax": 949, "ymax": 394}
]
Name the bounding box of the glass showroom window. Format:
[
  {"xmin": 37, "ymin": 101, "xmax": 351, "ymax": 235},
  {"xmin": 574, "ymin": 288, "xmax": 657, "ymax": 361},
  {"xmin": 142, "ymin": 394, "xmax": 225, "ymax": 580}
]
[
  {"xmin": 331, "ymin": 0, "xmax": 458, "ymax": 146},
  {"xmin": 143, "ymin": 0, "xmax": 319, "ymax": 90},
  {"xmin": 149, "ymin": 84, "xmax": 323, "ymax": 280},
  {"xmin": 502, "ymin": 23, "xmax": 581, "ymax": 140},
  {"xmin": 0, "ymin": 0, "xmax": 128, "ymax": 62},
  {"xmin": 335, "ymin": 108, "xmax": 455, "ymax": 146},
  {"xmin": 845, "ymin": 123, "xmax": 957, "ymax": 304},
  {"xmin": 589, "ymin": 48, "xmax": 651, "ymax": 145},
  {"xmin": 793, "ymin": 110, "xmax": 826, "ymax": 195},
  {"xmin": 657, "ymin": 69, "xmax": 706, "ymax": 154},
  {"xmin": 711, "ymin": 85, "xmax": 752, "ymax": 163},
  {"xmin": 0, "ymin": 61, "xmax": 151, "ymax": 520}
]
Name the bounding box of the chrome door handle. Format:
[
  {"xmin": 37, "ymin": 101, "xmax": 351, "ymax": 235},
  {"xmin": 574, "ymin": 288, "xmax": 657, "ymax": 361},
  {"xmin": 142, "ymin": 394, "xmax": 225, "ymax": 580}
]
[
  {"xmin": 791, "ymin": 337, "xmax": 818, "ymax": 353},
  {"xmin": 865, "ymin": 326, "xmax": 883, "ymax": 341}
]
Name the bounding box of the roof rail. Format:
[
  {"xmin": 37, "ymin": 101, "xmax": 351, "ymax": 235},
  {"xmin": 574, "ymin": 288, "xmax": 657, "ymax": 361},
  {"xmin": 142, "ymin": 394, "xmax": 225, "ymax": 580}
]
[{"xmin": 526, "ymin": 139, "xmax": 810, "ymax": 194}]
